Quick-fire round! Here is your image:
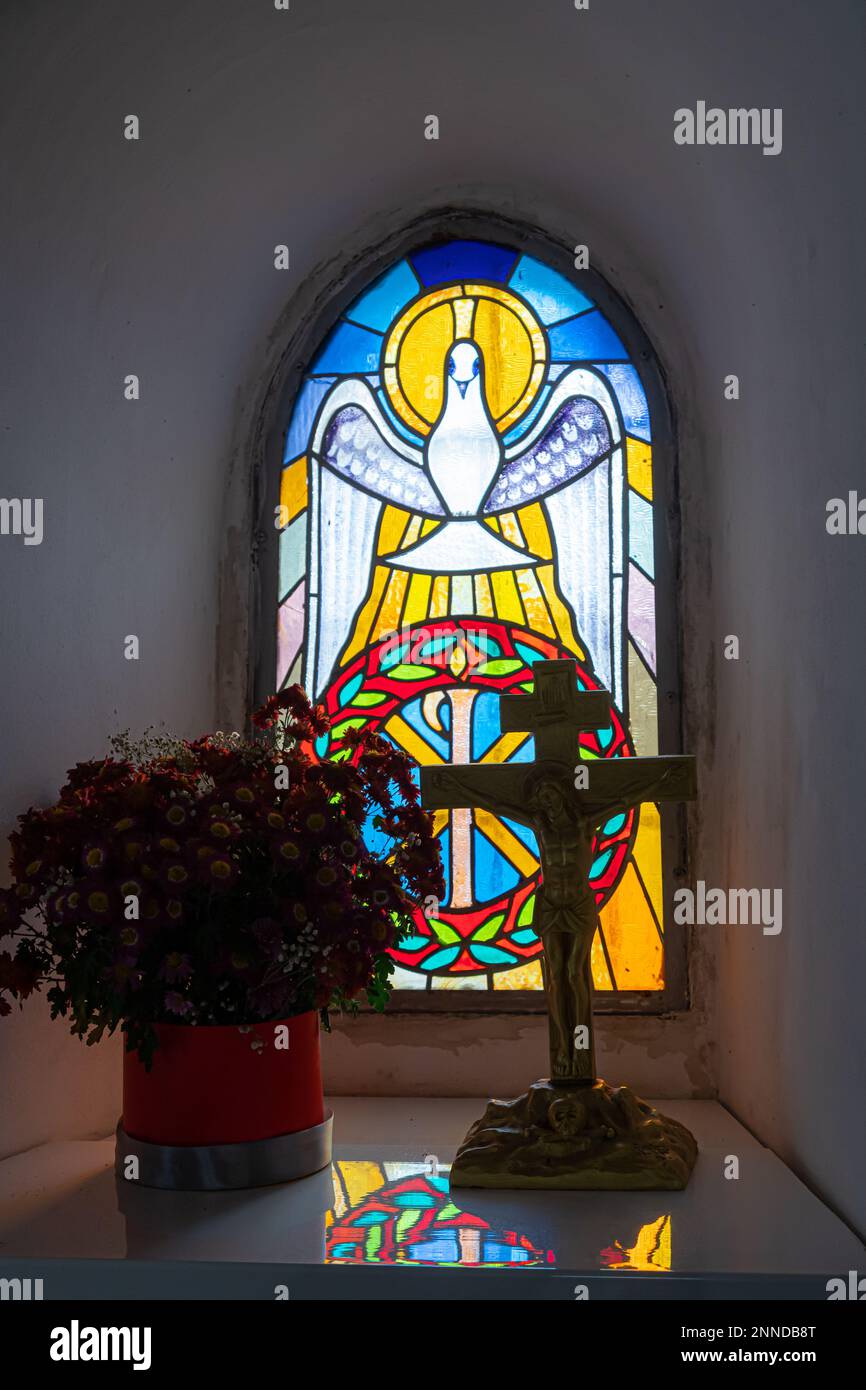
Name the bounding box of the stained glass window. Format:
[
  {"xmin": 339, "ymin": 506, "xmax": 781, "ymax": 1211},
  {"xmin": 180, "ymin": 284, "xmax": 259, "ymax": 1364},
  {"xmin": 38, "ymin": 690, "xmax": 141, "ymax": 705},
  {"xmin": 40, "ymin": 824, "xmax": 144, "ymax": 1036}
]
[{"xmin": 275, "ymin": 237, "xmax": 669, "ymax": 995}]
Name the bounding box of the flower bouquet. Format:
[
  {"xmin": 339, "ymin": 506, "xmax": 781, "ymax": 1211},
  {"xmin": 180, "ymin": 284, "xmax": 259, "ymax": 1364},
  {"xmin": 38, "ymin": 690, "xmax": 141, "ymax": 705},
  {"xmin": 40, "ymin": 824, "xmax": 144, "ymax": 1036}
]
[{"xmin": 0, "ymin": 686, "xmax": 443, "ymax": 1187}]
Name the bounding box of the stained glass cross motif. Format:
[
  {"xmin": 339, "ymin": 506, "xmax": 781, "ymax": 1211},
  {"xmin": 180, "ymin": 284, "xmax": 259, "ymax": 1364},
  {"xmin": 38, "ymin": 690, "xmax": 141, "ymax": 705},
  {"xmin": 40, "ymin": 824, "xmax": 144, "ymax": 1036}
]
[{"xmin": 420, "ymin": 659, "xmax": 696, "ymax": 1082}]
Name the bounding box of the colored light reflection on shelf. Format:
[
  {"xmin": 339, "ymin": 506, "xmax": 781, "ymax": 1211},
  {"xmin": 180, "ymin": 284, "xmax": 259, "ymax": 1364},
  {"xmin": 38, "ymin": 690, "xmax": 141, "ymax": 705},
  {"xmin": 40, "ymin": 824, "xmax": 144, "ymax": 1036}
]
[
  {"xmin": 326, "ymin": 1161, "xmax": 551, "ymax": 1268},
  {"xmin": 600, "ymin": 1214, "xmax": 672, "ymax": 1272},
  {"xmin": 325, "ymin": 1162, "xmax": 673, "ymax": 1272}
]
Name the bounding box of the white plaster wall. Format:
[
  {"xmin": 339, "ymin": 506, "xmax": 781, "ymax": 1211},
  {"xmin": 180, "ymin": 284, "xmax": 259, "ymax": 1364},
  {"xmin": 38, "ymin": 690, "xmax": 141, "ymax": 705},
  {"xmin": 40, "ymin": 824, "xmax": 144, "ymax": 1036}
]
[{"xmin": 1, "ymin": 0, "xmax": 863, "ymax": 1236}]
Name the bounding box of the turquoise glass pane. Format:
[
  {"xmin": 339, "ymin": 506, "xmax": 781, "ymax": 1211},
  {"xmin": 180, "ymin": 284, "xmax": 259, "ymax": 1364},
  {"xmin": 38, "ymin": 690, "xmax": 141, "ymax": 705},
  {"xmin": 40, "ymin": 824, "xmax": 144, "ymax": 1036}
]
[
  {"xmin": 629, "ymin": 489, "xmax": 655, "ymax": 577},
  {"xmin": 278, "ymin": 514, "xmax": 306, "ymax": 602}
]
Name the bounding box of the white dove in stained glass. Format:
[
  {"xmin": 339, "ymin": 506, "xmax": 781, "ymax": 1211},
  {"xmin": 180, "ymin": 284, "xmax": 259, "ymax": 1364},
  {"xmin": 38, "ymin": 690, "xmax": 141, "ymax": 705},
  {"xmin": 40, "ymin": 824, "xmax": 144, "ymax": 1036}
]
[{"xmin": 314, "ymin": 341, "xmax": 615, "ymax": 574}]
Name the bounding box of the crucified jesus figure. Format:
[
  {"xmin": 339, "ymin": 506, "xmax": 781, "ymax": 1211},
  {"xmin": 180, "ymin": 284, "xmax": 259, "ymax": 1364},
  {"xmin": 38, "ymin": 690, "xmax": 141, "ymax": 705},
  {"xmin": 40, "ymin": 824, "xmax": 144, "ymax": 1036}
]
[
  {"xmin": 426, "ymin": 760, "xmax": 614, "ymax": 1084},
  {"xmin": 421, "ymin": 659, "xmax": 697, "ymax": 1090},
  {"xmin": 526, "ymin": 771, "xmax": 607, "ymax": 1084},
  {"xmin": 419, "ymin": 660, "xmax": 698, "ymax": 1189}
]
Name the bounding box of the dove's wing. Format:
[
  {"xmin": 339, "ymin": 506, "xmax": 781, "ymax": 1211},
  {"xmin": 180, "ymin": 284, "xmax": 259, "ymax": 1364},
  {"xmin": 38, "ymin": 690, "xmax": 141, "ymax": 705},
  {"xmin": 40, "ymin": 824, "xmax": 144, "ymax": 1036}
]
[
  {"xmin": 312, "ymin": 378, "xmax": 444, "ymax": 516},
  {"xmin": 305, "ymin": 380, "xmax": 442, "ymax": 699},
  {"xmin": 488, "ymin": 368, "xmax": 627, "ymax": 709},
  {"xmin": 485, "ymin": 368, "xmax": 619, "ymax": 512}
]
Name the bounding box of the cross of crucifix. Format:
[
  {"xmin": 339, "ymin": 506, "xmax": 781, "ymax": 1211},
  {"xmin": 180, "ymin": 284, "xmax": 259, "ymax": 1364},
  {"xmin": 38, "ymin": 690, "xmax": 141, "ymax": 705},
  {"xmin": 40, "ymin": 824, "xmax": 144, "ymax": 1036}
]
[{"xmin": 420, "ymin": 659, "xmax": 696, "ymax": 1086}]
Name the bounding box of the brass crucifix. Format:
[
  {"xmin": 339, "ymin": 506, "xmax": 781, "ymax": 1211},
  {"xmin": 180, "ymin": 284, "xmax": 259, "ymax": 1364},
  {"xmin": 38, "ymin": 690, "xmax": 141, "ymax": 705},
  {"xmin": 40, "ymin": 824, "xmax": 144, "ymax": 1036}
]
[{"xmin": 420, "ymin": 659, "xmax": 696, "ymax": 1087}]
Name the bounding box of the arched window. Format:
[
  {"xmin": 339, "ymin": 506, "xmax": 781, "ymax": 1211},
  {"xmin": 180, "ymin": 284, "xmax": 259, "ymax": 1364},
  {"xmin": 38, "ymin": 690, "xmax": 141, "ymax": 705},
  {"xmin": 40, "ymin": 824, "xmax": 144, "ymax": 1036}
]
[{"xmin": 268, "ymin": 228, "xmax": 683, "ymax": 1009}]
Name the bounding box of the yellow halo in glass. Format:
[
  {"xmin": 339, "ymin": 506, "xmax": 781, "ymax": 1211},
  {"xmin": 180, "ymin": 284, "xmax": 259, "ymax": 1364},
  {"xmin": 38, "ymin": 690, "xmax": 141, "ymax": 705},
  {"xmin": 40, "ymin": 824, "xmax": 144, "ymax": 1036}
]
[{"xmin": 383, "ymin": 284, "xmax": 547, "ymax": 436}]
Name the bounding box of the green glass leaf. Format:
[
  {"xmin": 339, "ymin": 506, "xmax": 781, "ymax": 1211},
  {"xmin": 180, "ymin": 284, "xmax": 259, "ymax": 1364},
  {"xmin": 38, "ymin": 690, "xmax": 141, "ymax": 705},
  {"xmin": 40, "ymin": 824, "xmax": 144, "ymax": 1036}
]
[
  {"xmin": 385, "ymin": 663, "xmax": 438, "ymax": 680},
  {"xmin": 428, "ymin": 918, "xmax": 460, "ymax": 945},
  {"xmin": 517, "ymin": 893, "xmax": 536, "ymax": 927},
  {"xmin": 472, "ymin": 912, "xmax": 505, "ymax": 943},
  {"xmin": 352, "ymin": 691, "xmax": 388, "ymax": 707},
  {"xmin": 474, "ymin": 658, "xmax": 522, "ymax": 677}
]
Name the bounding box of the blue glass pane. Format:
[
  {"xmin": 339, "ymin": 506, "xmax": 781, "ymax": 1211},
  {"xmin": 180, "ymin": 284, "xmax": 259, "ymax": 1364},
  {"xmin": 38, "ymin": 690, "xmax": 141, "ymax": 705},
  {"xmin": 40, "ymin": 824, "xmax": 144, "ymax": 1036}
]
[
  {"xmin": 439, "ymin": 827, "xmax": 451, "ymax": 905},
  {"xmin": 283, "ymin": 378, "xmax": 335, "ymax": 463},
  {"xmin": 311, "ymin": 321, "xmax": 383, "ymax": 375},
  {"xmin": 599, "ymin": 364, "xmax": 651, "ymax": 441},
  {"xmin": 501, "ymin": 814, "xmax": 538, "ymax": 855},
  {"xmin": 628, "ymin": 489, "xmax": 654, "ymax": 577},
  {"xmin": 508, "ymin": 254, "xmax": 594, "ymax": 324},
  {"xmin": 348, "ymin": 259, "xmax": 419, "ymax": 331},
  {"xmin": 473, "ymin": 825, "xmax": 521, "ymax": 901},
  {"xmin": 410, "ymin": 239, "xmax": 518, "ymax": 288},
  {"xmin": 548, "ymin": 311, "xmax": 628, "ymax": 361},
  {"xmin": 470, "ymin": 689, "xmax": 504, "ymax": 760},
  {"xmin": 401, "ymin": 696, "xmax": 450, "ymax": 761}
]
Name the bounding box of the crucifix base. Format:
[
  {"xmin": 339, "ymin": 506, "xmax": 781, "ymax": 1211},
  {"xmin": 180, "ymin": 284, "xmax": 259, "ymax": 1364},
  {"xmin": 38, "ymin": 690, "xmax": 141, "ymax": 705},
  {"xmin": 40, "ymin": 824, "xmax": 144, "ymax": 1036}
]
[{"xmin": 448, "ymin": 1078, "xmax": 698, "ymax": 1191}]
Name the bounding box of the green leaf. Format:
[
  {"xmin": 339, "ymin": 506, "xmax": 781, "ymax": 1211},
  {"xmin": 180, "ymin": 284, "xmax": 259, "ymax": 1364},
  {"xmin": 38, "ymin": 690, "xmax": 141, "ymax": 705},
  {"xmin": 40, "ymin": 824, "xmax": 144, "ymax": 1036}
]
[
  {"xmin": 428, "ymin": 918, "xmax": 460, "ymax": 945},
  {"xmin": 472, "ymin": 912, "xmax": 505, "ymax": 943},
  {"xmin": 474, "ymin": 658, "xmax": 522, "ymax": 677},
  {"xmin": 385, "ymin": 663, "xmax": 438, "ymax": 680},
  {"xmin": 352, "ymin": 691, "xmax": 388, "ymax": 707},
  {"xmin": 517, "ymin": 894, "xmax": 536, "ymax": 927}
]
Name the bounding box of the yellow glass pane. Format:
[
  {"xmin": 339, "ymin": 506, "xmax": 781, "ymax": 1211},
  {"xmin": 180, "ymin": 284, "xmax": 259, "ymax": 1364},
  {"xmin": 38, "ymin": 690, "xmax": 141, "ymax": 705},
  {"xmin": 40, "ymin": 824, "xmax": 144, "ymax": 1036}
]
[
  {"xmin": 627, "ymin": 436, "xmax": 653, "ymax": 500},
  {"xmin": 472, "ymin": 296, "xmax": 533, "ymax": 422},
  {"xmin": 280, "ymin": 455, "xmax": 307, "ymax": 526},
  {"xmin": 375, "ymin": 505, "xmax": 411, "ymax": 557},
  {"xmin": 599, "ymin": 858, "xmax": 663, "ymax": 990},
  {"xmin": 515, "ymin": 501, "xmax": 553, "ymax": 560},
  {"xmin": 403, "ymin": 572, "xmax": 432, "ymax": 626},
  {"xmin": 398, "ymin": 301, "xmax": 455, "ymax": 425},
  {"xmin": 633, "ymin": 802, "xmax": 663, "ymax": 924},
  {"xmin": 591, "ymin": 931, "xmax": 614, "ymax": 989},
  {"xmin": 515, "ymin": 566, "xmax": 556, "ymax": 636},
  {"xmin": 494, "ymin": 959, "xmax": 544, "ymax": 990},
  {"xmin": 490, "ymin": 569, "xmax": 524, "ymax": 623}
]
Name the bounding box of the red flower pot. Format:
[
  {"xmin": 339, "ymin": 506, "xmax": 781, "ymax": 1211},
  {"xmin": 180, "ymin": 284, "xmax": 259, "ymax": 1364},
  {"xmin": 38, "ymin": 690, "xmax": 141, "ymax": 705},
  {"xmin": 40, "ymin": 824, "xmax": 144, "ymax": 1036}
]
[{"xmin": 117, "ymin": 1012, "xmax": 332, "ymax": 1190}]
